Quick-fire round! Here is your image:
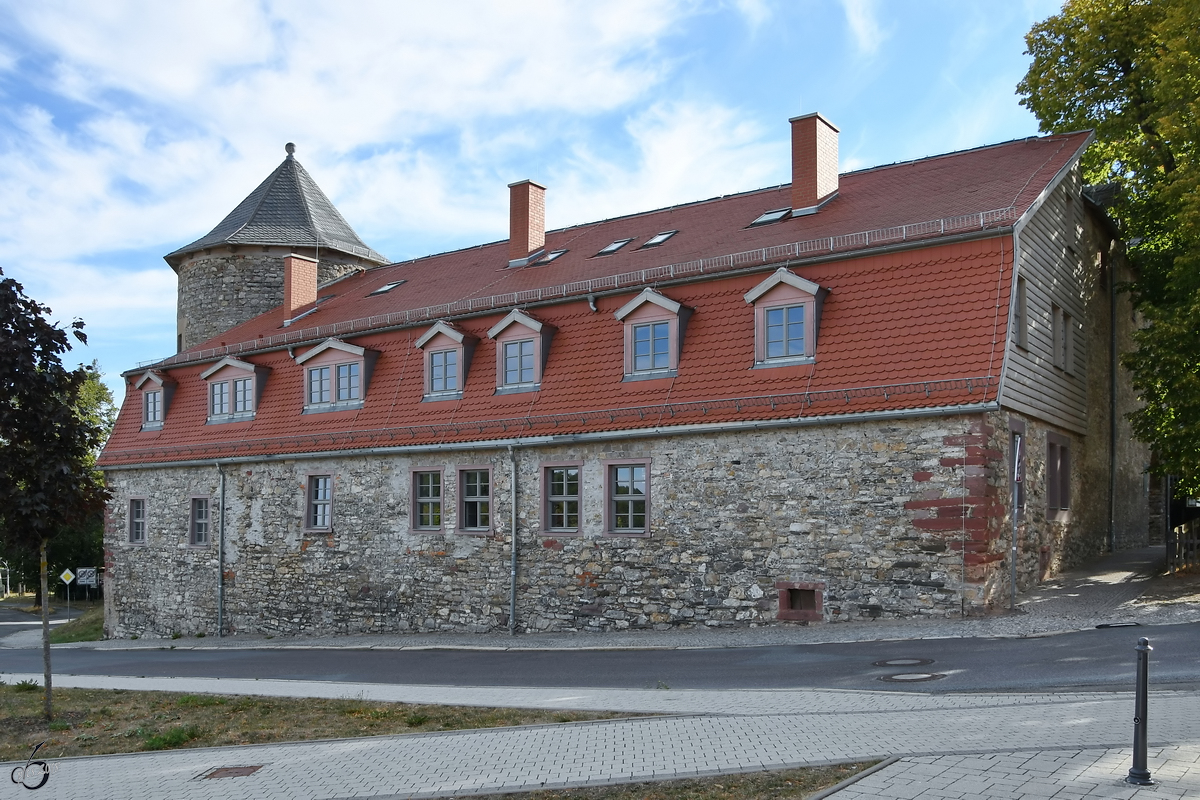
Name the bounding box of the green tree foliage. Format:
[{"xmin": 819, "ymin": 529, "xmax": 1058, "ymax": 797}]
[
  {"xmin": 0, "ymin": 268, "xmax": 110, "ymax": 718},
  {"xmin": 1019, "ymin": 0, "xmax": 1200, "ymax": 493}
]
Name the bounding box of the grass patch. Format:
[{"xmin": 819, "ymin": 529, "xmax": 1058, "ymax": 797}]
[
  {"xmin": 49, "ymin": 604, "xmax": 105, "ymax": 644},
  {"xmin": 0, "ymin": 684, "xmax": 632, "ymax": 761},
  {"xmin": 462, "ymin": 762, "xmax": 876, "ymax": 799}
]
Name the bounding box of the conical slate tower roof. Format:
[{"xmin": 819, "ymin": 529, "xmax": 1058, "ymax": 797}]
[{"xmin": 165, "ymin": 144, "xmax": 388, "ymax": 267}]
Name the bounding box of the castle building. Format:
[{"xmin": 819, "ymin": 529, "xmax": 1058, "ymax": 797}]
[{"xmin": 99, "ymin": 114, "xmax": 1151, "ymax": 638}]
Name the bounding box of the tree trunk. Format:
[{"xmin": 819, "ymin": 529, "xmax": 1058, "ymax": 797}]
[{"xmin": 40, "ymin": 538, "xmax": 52, "ymax": 721}]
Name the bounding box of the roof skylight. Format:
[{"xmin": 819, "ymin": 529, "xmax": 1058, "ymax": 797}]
[
  {"xmin": 596, "ymin": 238, "xmax": 634, "ymax": 256},
  {"xmin": 750, "ymin": 208, "xmax": 791, "ymax": 226},
  {"xmin": 639, "ymin": 230, "xmax": 678, "ymax": 248},
  {"xmin": 367, "ymin": 280, "xmax": 406, "ymax": 296},
  {"xmin": 532, "ymin": 249, "xmax": 568, "ymax": 266}
]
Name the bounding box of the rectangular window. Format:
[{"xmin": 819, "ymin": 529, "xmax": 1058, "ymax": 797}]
[
  {"xmin": 609, "ymin": 464, "xmax": 647, "ymax": 534},
  {"xmin": 190, "ymin": 498, "xmax": 210, "ymax": 546},
  {"xmin": 766, "ymin": 305, "xmax": 806, "ymax": 359},
  {"xmin": 547, "ymin": 466, "xmax": 580, "ymax": 531},
  {"xmin": 308, "ymin": 475, "xmax": 332, "ymax": 529},
  {"xmin": 1014, "ymin": 278, "xmax": 1028, "ymax": 349},
  {"xmin": 1047, "ymin": 435, "xmax": 1071, "ymax": 513},
  {"xmin": 336, "ymin": 363, "xmax": 360, "ymax": 401},
  {"xmin": 233, "ymin": 378, "xmax": 254, "ymax": 413},
  {"xmin": 1011, "ymin": 431, "xmax": 1026, "ymax": 516},
  {"xmin": 308, "ymin": 366, "xmax": 331, "ymax": 404},
  {"xmin": 632, "ymin": 322, "xmax": 670, "ymax": 372},
  {"xmin": 430, "ymin": 350, "xmax": 458, "ymax": 393},
  {"xmin": 414, "ymin": 471, "xmax": 442, "ymax": 529},
  {"xmin": 1052, "ymin": 305, "xmax": 1074, "ymax": 372},
  {"xmin": 128, "ymin": 499, "xmax": 146, "ymax": 544},
  {"xmin": 144, "ymin": 391, "xmax": 162, "ymax": 424},
  {"xmin": 503, "ymin": 340, "xmax": 535, "ymax": 385},
  {"xmin": 460, "ymin": 469, "xmax": 491, "ymax": 531},
  {"xmin": 210, "ymin": 381, "xmax": 230, "ymax": 416}
]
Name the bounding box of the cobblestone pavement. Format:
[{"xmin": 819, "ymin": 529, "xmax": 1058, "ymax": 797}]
[{"xmin": 828, "ymin": 746, "xmax": 1200, "ymax": 799}]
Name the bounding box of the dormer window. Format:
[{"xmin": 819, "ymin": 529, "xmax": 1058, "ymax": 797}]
[
  {"xmin": 487, "ymin": 309, "xmax": 555, "ymax": 395},
  {"xmin": 596, "ymin": 238, "xmax": 634, "ymax": 256},
  {"xmin": 744, "ymin": 268, "xmax": 827, "ymax": 367},
  {"xmin": 294, "ymin": 339, "xmax": 376, "ymax": 413},
  {"xmin": 639, "ymin": 230, "xmax": 677, "ymax": 248},
  {"xmin": 614, "ymin": 288, "xmax": 692, "ymax": 381},
  {"xmin": 134, "ymin": 371, "xmax": 175, "ymax": 431},
  {"xmin": 416, "ymin": 321, "xmax": 477, "ymax": 401},
  {"xmin": 200, "ymin": 357, "xmax": 268, "ymax": 424},
  {"xmin": 750, "ymin": 208, "xmax": 791, "ymax": 226}
]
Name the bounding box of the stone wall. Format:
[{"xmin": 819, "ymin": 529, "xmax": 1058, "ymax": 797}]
[
  {"xmin": 107, "ymin": 413, "xmax": 1022, "ymax": 638},
  {"xmin": 175, "ymin": 246, "xmax": 366, "ymax": 350}
]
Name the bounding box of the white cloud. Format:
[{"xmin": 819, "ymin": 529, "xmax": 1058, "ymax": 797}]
[
  {"xmin": 840, "ymin": 0, "xmax": 888, "ymax": 56},
  {"xmin": 730, "ymin": 0, "xmax": 772, "ymax": 29}
]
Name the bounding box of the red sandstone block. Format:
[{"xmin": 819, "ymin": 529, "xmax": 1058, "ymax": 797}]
[
  {"xmin": 940, "ymin": 456, "xmax": 989, "ymax": 467},
  {"xmin": 913, "ymin": 471, "xmax": 934, "ymax": 482},
  {"xmin": 966, "ymin": 446, "xmax": 1003, "ymax": 460},
  {"xmin": 913, "ymin": 517, "xmax": 987, "ymax": 531},
  {"xmin": 964, "ymin": 552, "xmax": 1004, "ymax": 565},
  {"xmin": 942, "ymin": 434, "xmax": 988, "ymax": 446}
]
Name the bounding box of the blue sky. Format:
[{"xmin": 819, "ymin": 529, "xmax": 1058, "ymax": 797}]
[{"xmin": 0, "ymin": 0, "xmax": 1062, "ymax": 402}]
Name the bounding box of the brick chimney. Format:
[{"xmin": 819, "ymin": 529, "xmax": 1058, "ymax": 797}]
[
  {"xmin": 283, "ymin": 253, "xmax": 318, "ymax": 314},
  {"xmin": 790, "ymin": 113, "xmax": 839, "ymax": 211},
  {"xmin": 508, "ymin": 179, "xmax": 546, "ymax": 265}
]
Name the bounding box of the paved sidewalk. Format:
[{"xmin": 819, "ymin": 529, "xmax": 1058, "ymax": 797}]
[{"xmin": 3, "ymin": 673, "xmax": 1200, "ymax": 799}]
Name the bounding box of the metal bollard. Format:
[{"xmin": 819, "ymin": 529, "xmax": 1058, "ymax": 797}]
[{"xmin": 1125, "ymin": 637, "xmax": 1155, "ymax": 786}]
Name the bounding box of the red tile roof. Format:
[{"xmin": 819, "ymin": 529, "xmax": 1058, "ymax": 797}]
[{"xmin": 100, "ymin": 132, "xmax": 1089, "ymax": 467}]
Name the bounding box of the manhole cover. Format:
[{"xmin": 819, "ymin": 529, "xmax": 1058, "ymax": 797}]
[
  {"xmin": 879, "ymin": 672, "xmax": 944, "ymax": 683},
  {"xmin": 873, "ymin": 658, "xmax": 934, "ymax": 667},
  {"xmin": 202, "ymin": 766, "xmax": 263, "ymax": 780}
]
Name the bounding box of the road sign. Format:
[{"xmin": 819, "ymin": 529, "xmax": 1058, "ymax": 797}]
[
  {"xmin": 76, "ymin": 567, "xmax": 97, "ymax": 587},
  {"xmin": 59, "ymin": 568, "xmax": 74, "ymax": 585}
]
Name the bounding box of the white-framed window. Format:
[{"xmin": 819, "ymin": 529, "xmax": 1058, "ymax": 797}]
[
  {"xmin": 614, "ymin": 289, "xmax": 690, "ymax": 381},
  {"xmin": 413, "ymin": 470, "xmax": 443, "ymax": 530},
  {"xmin": 744, "ymin": 268, "xmax": 822, "ymax": 367},
  {"xmin": 200, "ymin": 358, "xmax": 264, "ymax": 423},
  {"xmin": 190, "ymin": 498, "xmax": 210, "ymax": 547},
  {"xmin": 605, "ymin": 461, "xmax": 649, "ymax": 536},
  {"xmin": 307, "ymin": 475, "xmax": 332, "ymax": 530},
  {"xmin": 144, "ymin": 390, "xmax": 162, "ymax": 424},
  {"xmin": 416, "ymin": 322, "xmax": 476, "ymax": 400},
  {"xmin": 632, "ymin": 321, "xmax": 671, "ymax": 372},
  {"xmin": 488, "ymin": 309, "xmax": 553, "ymax": 394},
  {"xmin": 503, "ymin": 340, "xmax": 535, "ymax": 385},
  {"xmin": 128, "ymin": 498, "xmax": 147, "ymax": 544},
  {"xmin": 295, "ymin": 339, "xmax": 373, "ymax": 413},
  {"xmin": 430, "ymin": 350, "xmax": 458, "ymax": 393},
  {"xmin": 459, "ymin": 468, "xmax": 491, "ymax": 532},
  {"xmin": 233, "ymin": 378, "xmax": 254, "ymax": 413},
  {"xmin": 545, "ymin": 465, "xmax": 581, "ymax": 533},
  {"xmin": 135, "ymin": 371, "xmax": 174, "ymax": 430},
  {"xmin": 210, "ymin": 381, "xmax": 230, "ymax": 416}
]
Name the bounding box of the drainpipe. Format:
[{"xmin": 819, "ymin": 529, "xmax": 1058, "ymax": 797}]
[
  {"xmin": 508, "ymin": 445, "xmax": 519, "ymax": 636},
  {"xmin": 1108, "ymin": 253, "xmax": 1118, "ymax": 552},
  {"xmin": 217, "ymin": 464, "xmax": 226, "ymax": 638}
]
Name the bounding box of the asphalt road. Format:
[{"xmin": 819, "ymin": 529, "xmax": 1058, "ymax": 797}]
[{"xmin": 3, "ymin": 622, "xmax": 1198, "ymax": 693}]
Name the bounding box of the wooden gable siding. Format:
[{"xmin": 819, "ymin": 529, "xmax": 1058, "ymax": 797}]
[{"xmin": 1001, "ymin": 165, "xmax": 1088, "ymax": 433}]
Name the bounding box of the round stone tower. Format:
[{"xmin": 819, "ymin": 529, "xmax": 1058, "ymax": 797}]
[{"xmin": 164, "ymin": 144, "xmax": 389, "ymax": 352}]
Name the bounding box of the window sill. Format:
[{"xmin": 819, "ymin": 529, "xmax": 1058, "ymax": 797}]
[
  {"xmin": 752, "ymin": 356, "xmax": 815, "ymax": 369},
  {"xmin": 495, "ymin": 383, "xmax": 540, "ymax": 396},
  {"xmin": 140, "ymin": 422, "xmax": 163, "ymax": 432},
  {"xmin": 454, "ymin": 528, "xmax": 493, "ymax": 536},
  {"xmin": 206, "ymin": 412, "xmax": 256, "ymax": 425},
  {"xmin": 303, "ymin": 400, "xmax": 364, "ymax": 414},
  {"xmin": 1048, "ymin": 509, "xmax": 1071, "ymax": 523},
  {"xmin": 541, "ymin": 529, "xmax": 582, "ymax": 537},
  {"xmin": 622, "ymin": 370, "xmax": 676, "ymax": 383},
  {"xmin": 125, "ymin": 541, "xmax": 148, "ymax": 547},
  {"xmin": 411, "ymin": 528, "xmax": 444, "ymax": 535},
  {"xmin": 603, "ymin": 530, "xmax": 650, "ymax": 538},
  {"xmin": 186, "ymin": 543, "xmax": 211, "ymax": 550},
  {"xmin": 422, "ymin": 391, "xmax": 463, "ymax": 402}
]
